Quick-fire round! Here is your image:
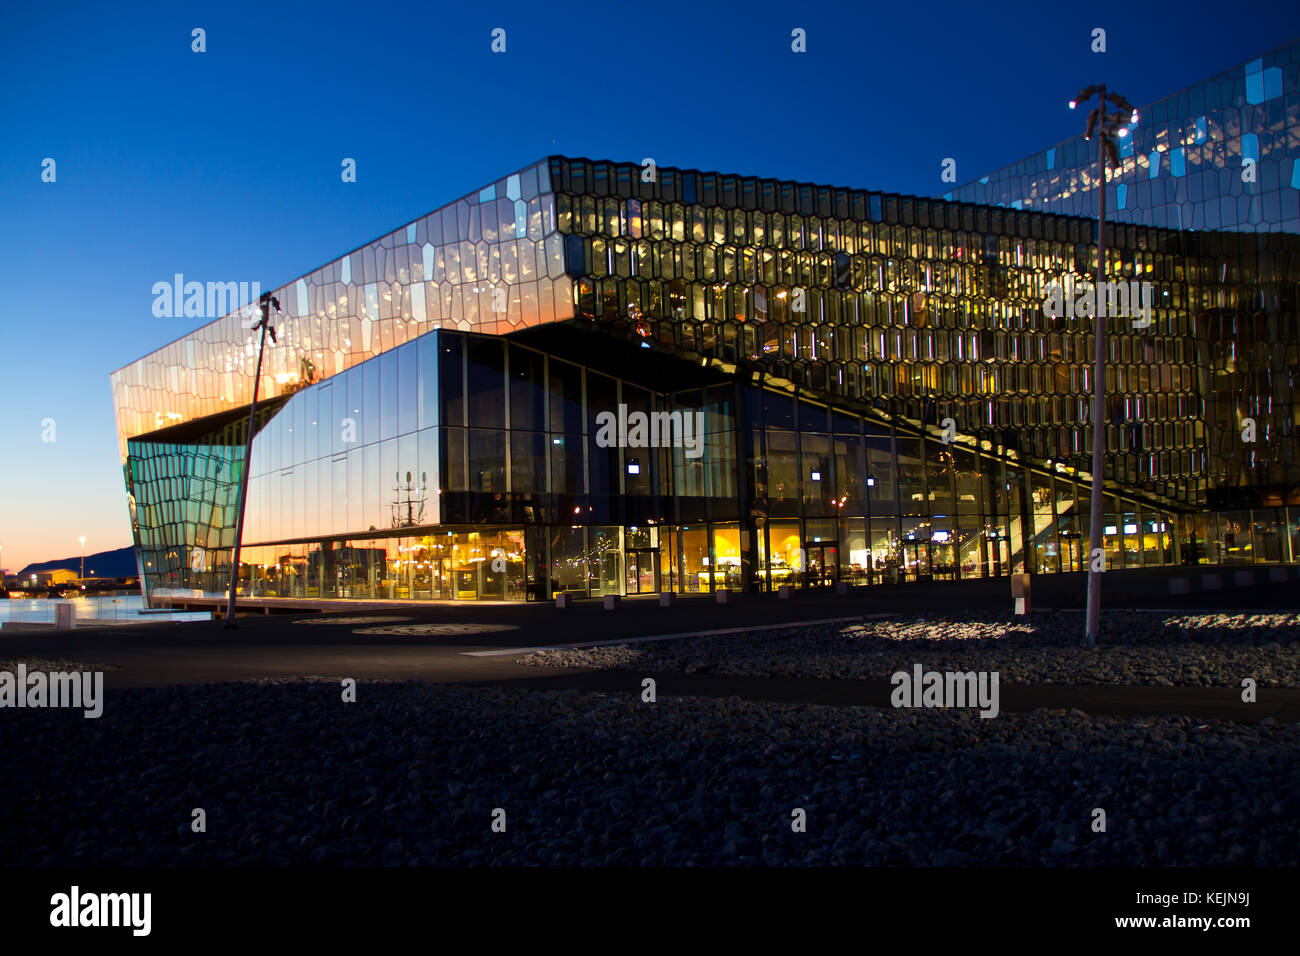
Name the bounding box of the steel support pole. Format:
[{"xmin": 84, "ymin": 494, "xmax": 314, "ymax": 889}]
[
  {"xmin": 1084, "ymin": 85, "xmax": 1108, "ymax": 646},
  {"xmin": 224, "ymin": 298, "xmax": 271, "ymax": 627}
]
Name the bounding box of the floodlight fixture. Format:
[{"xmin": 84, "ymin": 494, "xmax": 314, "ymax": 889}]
[
  {"xmin": 1103, "ymin": 136, "xmax": 1120, "ymax": 168},
  {"xmin": 1084, "ymin": 108, "xmax": 1100, "ymax": 140},
  {"xmin": 1069, "ymin": 85, "xmax": 1097, "ymax": 109}
]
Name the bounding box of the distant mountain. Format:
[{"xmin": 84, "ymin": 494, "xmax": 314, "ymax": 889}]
[{"xmin": 17, "ymin": 546, "xmax": 137, "ymax": 578}]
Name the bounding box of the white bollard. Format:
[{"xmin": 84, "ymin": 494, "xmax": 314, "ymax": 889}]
[{"xmin": 1011, "ymin": 573, "xmax": 1031, "ymax": 615}]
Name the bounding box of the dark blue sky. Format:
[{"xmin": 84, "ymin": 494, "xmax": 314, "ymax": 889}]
[{"xmin": 1, "ymin": 0, "xmax": 1294, "ymax": 568}]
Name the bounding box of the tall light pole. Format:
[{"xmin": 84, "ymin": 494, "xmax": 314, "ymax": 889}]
[
  {"xmin": 224, "ymin": 292, "xmax": 279, "ymax": 628},
  {"xmin": 1069, "ymin": 85, "xmax": 1138, "ymax": 646},
  {"xmin": 79, "ymin": 536, "xmax": 86, "ymax": 580}
]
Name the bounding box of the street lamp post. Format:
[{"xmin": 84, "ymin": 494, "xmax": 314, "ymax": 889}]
[
  {"xmin": 1069, "ymin": 85, "xmax": 1138, "ymax": 646},
  {"xmin": 79, "ymin": 536, "xmax": 86, "ymax": 580},
  {"xmin": 224, "ymin": 292, "xmax": 279, "ymax": 628}
]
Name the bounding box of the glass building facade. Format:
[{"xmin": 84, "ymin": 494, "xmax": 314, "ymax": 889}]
[
  {"xmin": 950, "ymin": 40, "xmax": 1300, "ymax": 233},
  {"xmin": 113, "ymin": 149, "xmax": 1300, "ymax": 603}
]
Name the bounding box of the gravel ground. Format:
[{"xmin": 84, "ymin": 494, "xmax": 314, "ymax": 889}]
[
  {"xmin": 0, "ymin": 678, "xmax": 1295, "ymax": 866},
  {"xmin": 518, "ymin": 611, "xmax": 1300, "ymax": 688}
]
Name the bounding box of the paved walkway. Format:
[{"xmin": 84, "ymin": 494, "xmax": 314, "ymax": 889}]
[{"xmin": 2, "ymin": 586, "xmax": 1296, "ymax": 721}]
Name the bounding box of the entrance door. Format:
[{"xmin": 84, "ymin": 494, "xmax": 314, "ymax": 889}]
[
  {"xmin": 902, "ymin": 539, "xmax": 931, "ymax": 581},
  {"xmin": 805, "ymin": 544, "xmax": 838, "ymax": 587},
  {"xmin": 625, "ymin": 549, "xmax": 659, "ymax": 594},
  {"xmin": 337, "ymin": 550, "xmax": 358, "ymax": 598},
  {"xmin": 931, "ymin": 536, "xmax": 958, "ymax": 580},
  {"xmin": 1060, "ymin": 532, "xmax": 1083, "ymax": 573},
  {"xmin": 984, "ymin": 531, "xmax": 1010, "ymax": 577},
  {"xmin": 436, "ymin": 555, "xmax": 453, "ymax": 600}
]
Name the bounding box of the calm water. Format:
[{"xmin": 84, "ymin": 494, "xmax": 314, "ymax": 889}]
[{"xmin": 0, "ymin": 594, "xmax": 210, "ymax": 626}]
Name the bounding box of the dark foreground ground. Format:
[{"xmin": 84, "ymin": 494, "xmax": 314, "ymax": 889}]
[
  {"xmin": 1, "ymin": 678, "xmax": 1296, "ymax": 867},
  {"xmin": 2, "ymin": 583, "xmax": 1298, "ymax": 867}
]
